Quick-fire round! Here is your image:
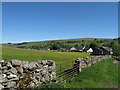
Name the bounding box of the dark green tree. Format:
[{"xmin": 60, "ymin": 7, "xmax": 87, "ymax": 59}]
[
  {"xmin": 50, "ymin": 44, "xmax": 60, "ymax": 50},
  {"xmin": 89, "ymin": 41, "xmax": 99, "ymax": 49}
]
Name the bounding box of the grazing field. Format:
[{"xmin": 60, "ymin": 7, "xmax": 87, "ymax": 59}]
[
  {"xmin": 1, "ymin": 46, "xmax": 118, "ymax": 88},
  {"xmin": 64, "ymin": 58, "xmax": 118, "ymax": 88},
  {"xmin": 2, "ymin": 46, "xmax": 90, "ymax": 64}
]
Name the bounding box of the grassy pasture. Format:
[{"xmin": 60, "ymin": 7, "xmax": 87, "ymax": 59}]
[
  {"xmin": 65, "ymin": 58, "xmax": 118, "ymax": 88},
  {"xmin": 2, "ymin": 46, "xmax": 90, "ymax": 64},
  {"xmin": 1, "ymin": 46, "xmax": 118, "ymax": 88}
]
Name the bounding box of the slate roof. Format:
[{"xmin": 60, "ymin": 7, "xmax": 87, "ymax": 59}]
[
  {"xmin": 66, "ymin": 46, "xmax": 74, "ymax": 50},
  {"xmin": 100, "ymin": 46, "xmax": 112, "ymax": 51},
  {"xmin": 83, "ymin": 47, "xmax": 90, "ymax": 51}
]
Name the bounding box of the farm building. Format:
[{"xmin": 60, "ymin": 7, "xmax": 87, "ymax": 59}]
[
  {"xmin": 77, "ymin": 48, "xmax": 84, "ymax": 52},
  {"xmin": 83, "ymin": 47, "xmax": 93, "ymax": 52},
  {"xmin": 77, "ymin": 47, "xmax": 85, "ymax": 52},
  {"xmin": 92, "ymin": 48, "xmax": 103, "ymax": 55},
  {"xmin": 66, "ymin": 46, "xmax": 77, "ymax": 51},
  {"xmin": 92, "ymin": 46, "xmax": 113, "ymax": 55},
  {"xmin": 86, "ymin": 48, "xmax": 93, "ymax": 52}
]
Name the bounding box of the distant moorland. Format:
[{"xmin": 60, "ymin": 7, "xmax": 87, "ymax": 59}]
[{"xmin": 2, "ymin": 38, "xmax": 120, "ymax": 56}]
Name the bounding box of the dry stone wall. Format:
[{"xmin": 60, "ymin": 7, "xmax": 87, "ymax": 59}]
[
  {"xmin": 75, "ymin": 55, "xmax": 112, "ymax": 73},
  {"xmin": 0, "ymin": 55, "xmax": 112, "ymax": 89},
  {"xmin": 0, "ymin": 60, "xmax": 56, "ymax": 89}
]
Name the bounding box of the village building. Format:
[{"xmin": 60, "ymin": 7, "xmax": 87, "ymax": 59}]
[
  {"xmin": 47, "ymin": 48, "xmax": 50, "ymax": 50},
  {"xmin": 65, "ymin": 46, "xmax": 77, "ymax": 51},
  {"xmin": 77, "ymin": 47, "xmax": 85, "ymax": 52},
  {"xmin": 92, "ymin": 48, "xmax": 103, "ymax": 55},
  {"xmin": 86, "ymin": 48, "xmax": 93, "ymax": 52},
  {"xmin": 92, "ymin": 46, "xmax": 113, "ymax": 55},
  {"xmin": 77, "ymin": 47, "xmax": 93, "ymax": 52},
  {"xmin": 77, "ymin": 48, "xmax": 83, "ymax": 52},
  {"xmin": 83, "ymin": 47, "xmax": 93, "ymax": 52}
]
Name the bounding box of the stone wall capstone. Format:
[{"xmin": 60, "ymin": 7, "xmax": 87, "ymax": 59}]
[{"xmin": 0, "ymin": 60, "xmax": 56, "ymax": 89}]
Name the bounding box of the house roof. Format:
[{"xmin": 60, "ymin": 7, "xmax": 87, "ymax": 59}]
[
  {"xmin": 66, "ymin": 46, "xmax": 75, "ymax": 49},
  {"xmin": 77, "ymin": 48, "xmax": 83, "ymax": 51},
  {"xmin": 97, "ymin": 48, "xmax": 103, "ymax": 52},
  {"xmin": 84, "ymin": 47, "xmax": 90, "ymax": 51},
  {"xmin": 100, "ymin": 46, "xmax": 112, "ymax": 51},
  {"xmin": 77, "ymin": 48, "xmax": 83, "ymax": 50}
]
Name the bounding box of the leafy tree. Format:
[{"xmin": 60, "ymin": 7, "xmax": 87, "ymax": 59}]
[
  {"xmin": 22, "ymin": 42, "xmax": 29, "ymax": 44},
  {"xmin": 94, "ymin": 38, "xmax": 97, "ymax": 41},
  {"xmin": 109, "ymin": 41, "xmax": 115, "ymax": 47},
  {"xmin": 82, "ymin": 40, "xmax": 84, "ymax": 42},
  {"xmin": 81, "ymin": 44, "xmax": 84, "ymax": 47},
  {"xmin": 112, "ymin": 43, "xmax": 120, "ymax": 56},
  {"xmin": 50, "ymin": 44, "xmax": 60, "ymax": 50},
  {"xmin": 89, "ymin": 41, "xmax": 99, "ymax": 49},
  {"xmin": 74, "ymin": 44, "xmax": 78, "ymax": 48},
  {"xmin": 7, "ymin": 42, "xmax": 11, "ymax": 44},
  {"xmin": 118, "ymin": 37, "xmax": 120, "ymax": 44}
]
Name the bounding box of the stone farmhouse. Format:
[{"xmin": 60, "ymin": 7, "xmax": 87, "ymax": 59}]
[
  {"xmin": 65, "ymin": 46, "xmax": 77, "ymax": 51},
  {"xmin": 92, "ymin": 46, "xmax": 113, "ymax": 55},
  {"xmin": 83, "ymin": 47, "xmax": 93, "ymax": 52},
  {"xmin": 65, "ymin": 46, "xmax": 93, "ymax": 52}
]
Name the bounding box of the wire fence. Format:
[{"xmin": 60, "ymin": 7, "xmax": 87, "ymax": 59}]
[
  {"xmin": 56, "ymin": 60, "xmax": 79, "ymax": 83},
  {"xmin": 55, "ymin": 55, "xmax": 112, "ymax": 83}
]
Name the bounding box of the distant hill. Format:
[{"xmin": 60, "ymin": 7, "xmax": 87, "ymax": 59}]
[
  {"xmin": 29, "ymin": 38, "xmax": 113, "ymax": 44},
  {"xmin": 2, "ymin": 37, "xmax": 118, "ymax": 55}
]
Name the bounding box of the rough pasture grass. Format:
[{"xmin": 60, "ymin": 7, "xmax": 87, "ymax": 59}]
[
  {"xmin": 2, "ymin": 46, "xmax": 90, "ymax": 64},
  {"xmin": 65, "ymin": 58, "xmax": 118, "ymax": 88}
]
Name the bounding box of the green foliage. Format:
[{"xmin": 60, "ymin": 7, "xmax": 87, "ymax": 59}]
[
  {"xmin": 115, "ymin": 57, "xmax": 120, "ymax": 61},
  {"xmin": 118, "ymin": 37, "xmax": 120, "ymax": 43},
  {"xmin": 4, "ymin": 38, "xmax": 116, "ymax": 52},
  {"xmin": 89, "ymin": 41, "xmax": 99, "ymax": 49},
  {"xmin": 111, "ymin": 43, "xmax": 120, "ymax": 56},
  {"xmin": 50, "ymin": 44, "xmax": 60, "ymax": 50},
  {"xmin": 7, "ymin": 42, "xmax": 11, "ymax": 44}
]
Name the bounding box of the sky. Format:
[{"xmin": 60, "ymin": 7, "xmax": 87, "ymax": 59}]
[{"xmin": 2, "ymin": 2, "xmax": 118, "ymax": 43}]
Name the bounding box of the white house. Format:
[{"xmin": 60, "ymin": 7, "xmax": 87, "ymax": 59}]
[{"xmin": 87, "ymin": 48, "xmax": 93, "ymax": 52}]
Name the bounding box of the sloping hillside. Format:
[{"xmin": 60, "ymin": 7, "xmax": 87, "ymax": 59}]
[
  {"xmin": 28, "ymin": 38, "xmax": 113, "ymax": 43},
  {"xmin": 3, "ymin": 38, "xmax": 116, "ymax": 51},
  {"xmin": 2, "ymin": 46, "xmax": 90, "ymax": 64}
]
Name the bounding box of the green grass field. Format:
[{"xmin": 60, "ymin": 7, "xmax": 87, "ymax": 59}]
[
  {"xmin": 2, "ymin": 46, "xmax": 90, "ymax": 64},
  {"xmin": 64, "ymin": 58, "xmax": 118, "ymax": 88},
  {"xmin": 1, "ymin": 46, "xmax": 118, "ymax": 88}
]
